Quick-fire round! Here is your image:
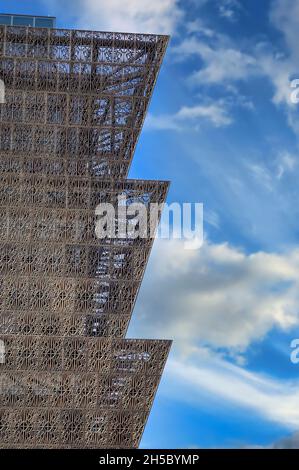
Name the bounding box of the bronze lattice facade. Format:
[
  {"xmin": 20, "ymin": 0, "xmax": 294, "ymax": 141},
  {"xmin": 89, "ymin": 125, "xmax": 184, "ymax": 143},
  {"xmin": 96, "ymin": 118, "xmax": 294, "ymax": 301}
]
[{"xmin": 0, "ymin": 22, "xmax": 171, "ymax": 448}]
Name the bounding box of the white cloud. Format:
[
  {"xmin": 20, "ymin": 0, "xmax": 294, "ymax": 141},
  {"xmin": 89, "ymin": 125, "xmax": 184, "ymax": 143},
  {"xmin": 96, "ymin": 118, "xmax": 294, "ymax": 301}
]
[
  {"xmin": 44, "ymin": 0, "xmax": 183, "ymax": 34},
  {"xmin": 257, "ymin": 52, "xmax": 294, "ymax": 107},
  {"xmin": 145, "ymin": 101, "xmax": 233, "ymax": 131},
  {"xmin": 130, "ymin": 239, "xmax": 299, "ymax": 352},
  {"xmin": 145, "ymin": 113, "xmax": 180, "ymax": 131},
  {"xmin": 218, "ymin": 0, "xmax": 242, "ymax": 22},
  {"xmin": 186, "ymin": 19, "xmax": 216, "ymax": 37},
  {"xmin": 192, "ymin": 48, "xmax": 256, "ymax": 84},
  {"xmin": 172, "ymin": 34, "xmax": 258, "ymax": 85},
  {"xmin": 204, "ymin": 209, "xmax": 220, "ymax": 229},
  {"xmin": 276, "ymin": 152, "xmax": 297, "ymax": 179},
  {"xmin": 247, "ymin": 163, "xmax": 274, "ymax": 191},
  {"xmin": 245, "ymin": 153, "xmax": 297, "ymax": 190},
  {"xmin": 176, "ymin": 103, "xmax": 233, "ymax": 126}
]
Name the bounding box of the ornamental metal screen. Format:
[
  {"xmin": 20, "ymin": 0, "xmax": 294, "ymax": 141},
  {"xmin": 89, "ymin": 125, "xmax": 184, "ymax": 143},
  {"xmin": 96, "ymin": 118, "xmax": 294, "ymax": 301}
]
[{"xmin": 0, "ymin": 24, "xmax": 171, "ymax": 448}]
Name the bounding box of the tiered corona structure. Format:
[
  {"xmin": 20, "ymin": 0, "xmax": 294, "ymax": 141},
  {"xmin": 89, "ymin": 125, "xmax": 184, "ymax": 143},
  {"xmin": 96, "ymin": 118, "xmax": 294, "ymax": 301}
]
[{"xmin": 0, "ymin": 16, "xmax": 171, "ymax": 448}]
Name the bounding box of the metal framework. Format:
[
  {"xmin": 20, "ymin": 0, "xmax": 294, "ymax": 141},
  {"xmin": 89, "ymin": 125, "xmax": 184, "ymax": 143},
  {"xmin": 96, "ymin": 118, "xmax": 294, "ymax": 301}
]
[{"xmin": 0, "ymin": 24, "xmax": 171, "ymax": 448}]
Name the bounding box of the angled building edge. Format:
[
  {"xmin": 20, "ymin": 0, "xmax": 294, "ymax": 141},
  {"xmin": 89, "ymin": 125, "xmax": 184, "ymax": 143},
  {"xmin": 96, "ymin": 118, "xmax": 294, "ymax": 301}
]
[
  {"xmin": 0, "ymin": 20, "xmax": 172, "ymax": 448},
  {"xmin": 0, "ymin": 338, "xmax": 172, "ymax": 448}
]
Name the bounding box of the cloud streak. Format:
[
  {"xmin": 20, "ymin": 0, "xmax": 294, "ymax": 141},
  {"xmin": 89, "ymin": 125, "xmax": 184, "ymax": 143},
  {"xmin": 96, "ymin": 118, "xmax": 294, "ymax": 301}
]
[{"xmin": 145, "ymin": 102, "xmax": 233, "ymax": 131}]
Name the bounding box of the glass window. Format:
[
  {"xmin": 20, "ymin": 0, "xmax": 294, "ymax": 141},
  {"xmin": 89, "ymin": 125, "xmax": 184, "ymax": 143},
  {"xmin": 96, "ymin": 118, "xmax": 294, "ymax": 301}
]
[
  {"xmin": 35, "ymin": 18, "xmax": 54, "ymax": 28},
  {"xmin": 0, "ymin": 14, "xmax": 12, "ymax": 25},
  {"xmin": 13, "ymin": 16, "xmax": 34, "ymax": 26}
]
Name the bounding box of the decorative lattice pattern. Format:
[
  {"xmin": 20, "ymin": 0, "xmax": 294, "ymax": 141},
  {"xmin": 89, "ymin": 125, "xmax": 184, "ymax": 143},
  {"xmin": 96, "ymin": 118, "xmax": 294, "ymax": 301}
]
[
  {"xmin": 0, "ymin": 338, "xmax": 171, "ymax": 448},
  {"xmin": 0, "ymin": 24, "xmax": 171, "ymax": 449},
  {"xmin": 0, "ymin": 26, "xmax": 168, "ymax": 178},
  {"xmin": 0, "ymin": 178, "xmax": 168, "ymax": 339}
]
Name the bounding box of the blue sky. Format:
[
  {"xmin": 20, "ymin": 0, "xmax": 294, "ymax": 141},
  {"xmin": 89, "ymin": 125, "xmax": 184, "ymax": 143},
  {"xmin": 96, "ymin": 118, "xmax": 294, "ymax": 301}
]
[{"xmin": 4, "ymin": 0, "xmax": 299, "ymax": 449}]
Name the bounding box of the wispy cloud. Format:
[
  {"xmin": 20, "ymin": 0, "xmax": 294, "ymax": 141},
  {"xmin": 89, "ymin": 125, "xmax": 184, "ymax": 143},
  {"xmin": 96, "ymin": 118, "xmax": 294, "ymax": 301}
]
[
  {"xmin": 276, "ymin": 152, "xmax": 297, "ymax": 179},
  {"xmin": 166, "ymin": 354, "xmax": 299, "ymax": 428},
  {"xmin": 246, "ymin": 154, "xmax": 298, "ymax": 191},
  {"xmin": 145, "ymin": 101, "xmax": 233, "ymax": 131},
  {"xmin": 172, "ymin": 32, "xmax": 258, "ymax": 85},
  {"xmin": 247, "ymin": 163, "xmax": 274, "ymax": 191},
  {"xmin": 218, "ymin": 0, "xmax": 243, "ymax": 22}
]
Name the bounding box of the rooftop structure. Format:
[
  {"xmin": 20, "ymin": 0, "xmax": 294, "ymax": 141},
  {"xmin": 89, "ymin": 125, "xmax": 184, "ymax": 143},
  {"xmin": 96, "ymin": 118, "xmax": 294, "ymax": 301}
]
[{"xmin": 0, "ymin": 13, "xmax": 55, "ymax": 28}]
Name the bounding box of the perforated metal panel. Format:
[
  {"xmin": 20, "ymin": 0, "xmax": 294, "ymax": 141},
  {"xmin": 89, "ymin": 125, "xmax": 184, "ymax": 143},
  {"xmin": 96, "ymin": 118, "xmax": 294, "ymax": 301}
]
[{"xmin": 0, "ymin": 24, "xmax": 171, "ymax": 448}]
